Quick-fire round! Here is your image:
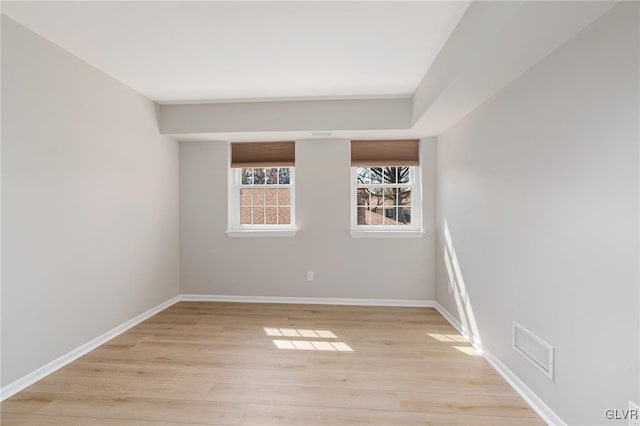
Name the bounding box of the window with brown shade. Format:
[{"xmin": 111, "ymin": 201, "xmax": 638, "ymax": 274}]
[
  {"xmin": 350, "ymin": 140, "xmax": 422, "ymax": 233},
  {"xmin": 228, "ymin": 142, "xmax": 296, "ymax": 235}
]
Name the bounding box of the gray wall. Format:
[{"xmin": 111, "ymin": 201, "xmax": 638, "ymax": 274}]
[
  {"xmin": 435, "ymin": 4, "xmax": 639, "ymax": 424},
  {"xmin": 1, "ymin": 16, "xmax": 180, "ymax": 386},
  {"xmin": 160, "ymin": 98, "xmax": 411, "ymax": 135},
  {"xmin": 180, "ymin": 138, "xmax": 436, "ymax": 300}
]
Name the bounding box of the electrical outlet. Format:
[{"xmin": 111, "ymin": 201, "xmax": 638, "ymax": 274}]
[
  {"xmin": 630, "ymin": 401, "xmax": 640, "ymax": 426},
  {"xmin": 306, "ymin": 271, "xmax": 314, "ymax": 281}
]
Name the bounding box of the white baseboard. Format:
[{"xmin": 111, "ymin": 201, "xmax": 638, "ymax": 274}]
[
  {"xmin": 482, "ymin": 349, "xmax": 566, "ymax": 426},
  {"xmin": 433, "ymin": 302, "xmax": 565, "ymax": 426},
  {"xmin": 180, "ymin": 294, "xmax": 435, "ymax": 307},
  {"xmin": 434, "ymin": 302, "xmax": 482, "ymax": 350},
  {"xmin": 0, "ymin": 295, "xmax": 181, "ymax": 402},
  {"xmin": 434, "ymin": 301, "xmax": 465, "ymax": 335}
]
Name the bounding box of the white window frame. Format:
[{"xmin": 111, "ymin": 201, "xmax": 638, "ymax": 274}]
[
  {"xmin": 227, "ymin": 167, "xmax": 296, "ymax": 237},
  {"xmin": 349, "ymin": 166, "xmax": 423, "ymax": 238}
]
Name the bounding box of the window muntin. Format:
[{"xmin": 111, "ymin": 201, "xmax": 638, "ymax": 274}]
[
  {"xmin": 235, "ymin": 167, "xmax": 294, "ymax": 227},
  {"xmin": 352, "ymin": 166, "xmax": 419, "ymax": 229}
]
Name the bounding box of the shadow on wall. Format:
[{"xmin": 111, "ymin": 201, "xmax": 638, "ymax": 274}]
[{"xmin": 443, "ymin": 220, "xmax": 483, "ymax": 352}]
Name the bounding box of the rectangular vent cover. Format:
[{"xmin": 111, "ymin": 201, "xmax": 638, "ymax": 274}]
[{"xmin": 512, "ymin": 322, "xmax": 554, "ymax": 380}]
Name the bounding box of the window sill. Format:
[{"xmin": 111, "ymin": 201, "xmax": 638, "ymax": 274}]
[
  {"xmin": 226, "ymin": 229, "xmax": 297, "ymax": 238},
  {"xmin": 349, "ymin": 230, "xmax": 424, "ymax": 239}
]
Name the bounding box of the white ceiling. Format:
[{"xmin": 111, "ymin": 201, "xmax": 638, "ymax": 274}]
[{"xmin": 2, "ymin": 1, "xmax": 470, "ymax": 103}]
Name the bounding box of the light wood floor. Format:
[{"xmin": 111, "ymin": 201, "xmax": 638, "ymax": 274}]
[{"xmin": 2, "ymin": 302, "xmax": 544, "ymax": 425}]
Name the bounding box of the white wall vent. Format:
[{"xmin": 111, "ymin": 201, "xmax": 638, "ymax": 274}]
[{"xmin": 512, "ymin": 321, "xmax": 554, "ymax": 380}]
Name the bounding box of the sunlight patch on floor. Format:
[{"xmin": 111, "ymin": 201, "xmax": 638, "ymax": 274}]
[
  {"xmin": 266, "ymin": 327, "xmax": 351, "ymax": 352},
  {"xmin": 264, "ymin": 327, "xmax": 337, "ymax": 338},
  {"xmin": 273, "ymin": 339, "xmax": 354, "ymax": 352},
  {"xmin": 427, "ymin": 333, "xmax": 467, "ymax": 343},
  {"xmin": 454, "ymin": 345, "xmax": 482, "ymax": 356}
]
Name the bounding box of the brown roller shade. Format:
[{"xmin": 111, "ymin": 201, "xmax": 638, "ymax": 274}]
[
  {"xmin": 231, "ymin": 141, "xmax": 295, "ymax": 168},
  {"xmin": 351, "ymin": 139, "xmax": 419, "ymax": 166}
]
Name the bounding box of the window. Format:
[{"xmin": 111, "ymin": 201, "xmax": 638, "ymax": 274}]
[
  {"xmin": 236, "ymin": 167, "xmax": 294, "ymax": 226},
  {"xmin": 350, "ymin": 140, "xmax": 422, "ymax": 236},
  {"xmin": 353, "ymin": 166, "xmax": 416, "ymax": 227},
  {"xmin": 228, "ymin": 141, "xmax": 296, "ymax": 236}
]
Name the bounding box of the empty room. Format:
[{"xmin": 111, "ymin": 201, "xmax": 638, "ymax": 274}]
[{"xmin": 1, "ymin": 1, "xmax": 638, "ymax": 425}]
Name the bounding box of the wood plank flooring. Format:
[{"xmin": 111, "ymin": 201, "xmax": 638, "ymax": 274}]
[{"xmin": 1, "ymin": 302, "xmax": 544, "ymax": 425}]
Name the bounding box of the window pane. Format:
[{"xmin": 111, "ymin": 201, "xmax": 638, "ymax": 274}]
[
  {"xmin": 277, "ymin": 188, "xmax": 290, "ymax": 206},
  {"xmin": 369, "ymin": 207, "xmax": 384, "ymax": 225},
  {"xmin": 266, "ymin": 168, "xmax": 278, "ymax": 184},
  {"xmin": 399, "ymin": 189, "xmax": 411, "ymax": 206},
  {"xmin": 356, "ymin": 167, "xmax": 370, "ymax": 184},
  {"xmin": 384, "ymin": 167, "xmax": 397, "ymax": 184},
  {"xmin": 278, "ymin": 168, "xmax": 291, "ymax": 184},
  {"xmin": 253, "ymin": 188, "xmax": 265, "ymax": 206},
  {"xmin": 253, "ymin": 208, "xmax": 265, "ymax": 224},
  {"xmin": 370, "ymin": 167, "xmax": 383, "ymax": 184},
  {"xmin": 241, "ymin": 168, "xmax": 253, "ymax": 185},
  {"xmin": 398, "ymin": 207, "xmax": 411, "ymax": 225},
  {"xmin": 240, "ymin": 188, "xmax": 252, "ymax": 206},
  {"xmin": 398, "ymin": 167, "xmax": 410, "ymax": 183},
  {"xmin": 357, "ymin": 207, "xmax": 368, "ymax": 225},
  {"xmin": 278, "ymin": 207, "xmax": 291, "ymax": 224},
  {"xmin": 357, "ymin": 188, "xmax": 369, "ymax": 206},
  {"xmin": 265, "ymin": 188, "xmax": 277, "ymax": 206},
  {"xmin": 384, "ymin": 188, "xmax": 397, "ymax": 205},
  {"xmin": 370, "ymin": 187, "xmax": 383, "ymax": 206},
  {"xmin": 253, "ymin": 168, "xmax": 266, "ymax": 185},
  {"xmin": 265, "ymin": 207, "xmax": 277, "ymax": 224},
  {"xmin": 240, "ymin": 207, "xmax": 252, "ymax": 224},
  {"xmin": 383, "ymin": 207, "xmax": 397, "ymax": 225}
]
